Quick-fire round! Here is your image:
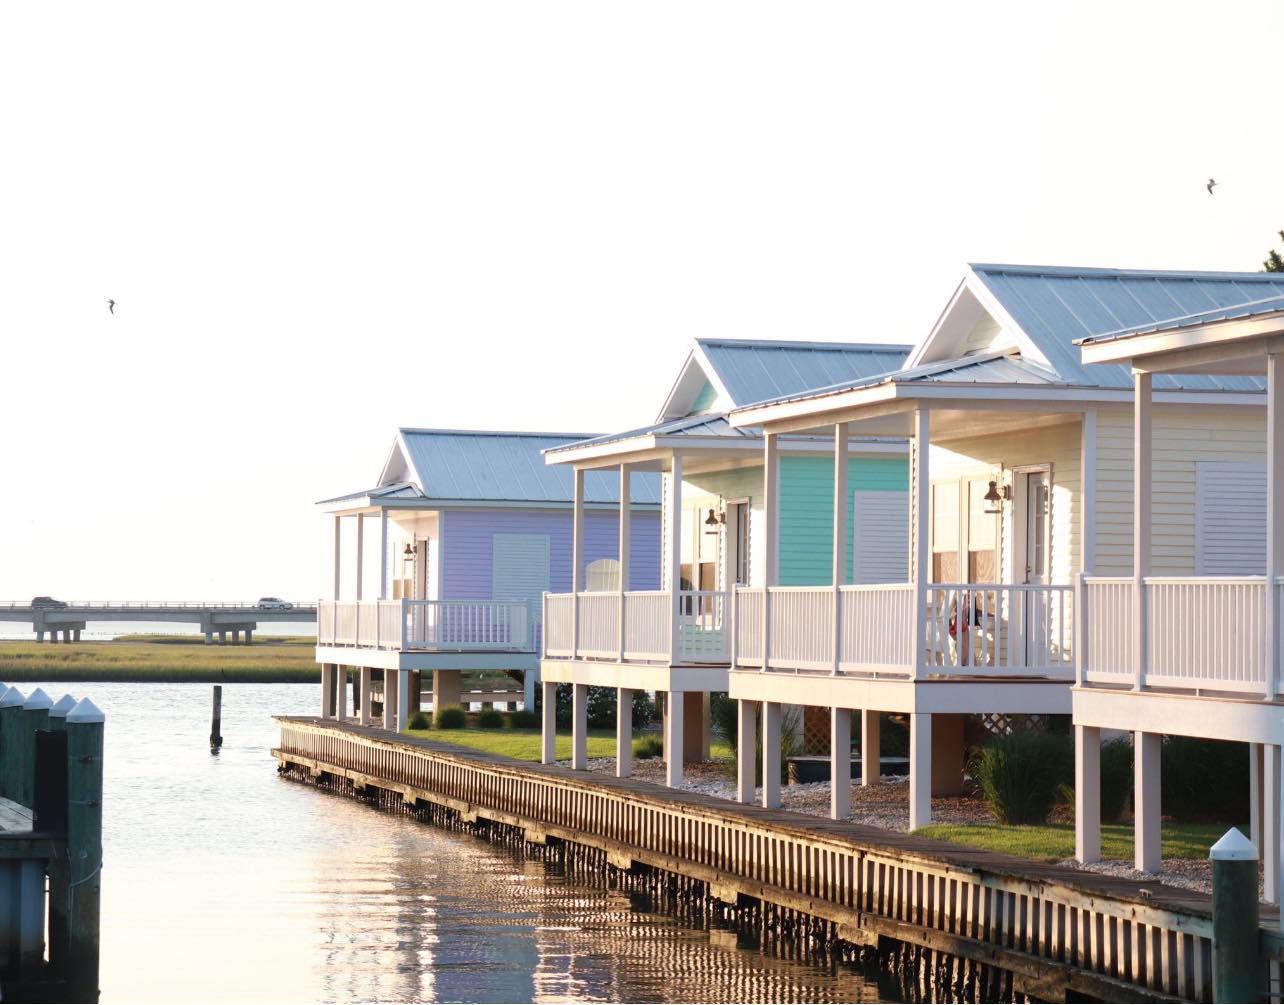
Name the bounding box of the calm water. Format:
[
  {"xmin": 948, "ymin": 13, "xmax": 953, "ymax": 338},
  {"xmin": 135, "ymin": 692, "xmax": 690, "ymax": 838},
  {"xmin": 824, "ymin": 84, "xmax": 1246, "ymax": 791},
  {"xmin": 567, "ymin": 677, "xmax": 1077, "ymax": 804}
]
[{"xmin": 18, "ymin": 681, "xmax": 893, "ymax": 1003}]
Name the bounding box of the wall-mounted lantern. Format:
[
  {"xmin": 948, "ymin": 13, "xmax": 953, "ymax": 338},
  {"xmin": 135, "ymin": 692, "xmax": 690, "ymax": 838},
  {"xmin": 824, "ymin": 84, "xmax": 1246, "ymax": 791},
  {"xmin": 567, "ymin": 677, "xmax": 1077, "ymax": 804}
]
[{"xmin": 983, "ymin": 479, "xmax": 1011, "ymax": 515}]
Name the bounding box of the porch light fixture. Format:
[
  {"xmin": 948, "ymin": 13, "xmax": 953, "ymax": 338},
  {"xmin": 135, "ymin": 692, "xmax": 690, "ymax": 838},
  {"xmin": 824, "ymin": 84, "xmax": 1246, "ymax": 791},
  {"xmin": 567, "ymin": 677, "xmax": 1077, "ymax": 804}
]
[
  {"xmin": 402, "ymin": 543, "xmax": 414, "ymax": 559},
  {"xmin": 983, "ymin": 480, "xmax": 1011, "ymax": 515},
  {"xmin": 704, "ymin": 508, "xmax": 721, "ymax": 527}
]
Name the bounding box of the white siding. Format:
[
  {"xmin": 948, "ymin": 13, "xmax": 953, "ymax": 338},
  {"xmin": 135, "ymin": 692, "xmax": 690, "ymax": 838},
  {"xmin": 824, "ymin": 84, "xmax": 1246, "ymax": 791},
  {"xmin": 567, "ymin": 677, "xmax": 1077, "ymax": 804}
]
[
  {"xmin": 1195, "ymin": 461, "xmax": 1266, "ymax": 575},
  {"xmin": 853, "ymin": 490, "xmax": 909, "ymax": 582}
]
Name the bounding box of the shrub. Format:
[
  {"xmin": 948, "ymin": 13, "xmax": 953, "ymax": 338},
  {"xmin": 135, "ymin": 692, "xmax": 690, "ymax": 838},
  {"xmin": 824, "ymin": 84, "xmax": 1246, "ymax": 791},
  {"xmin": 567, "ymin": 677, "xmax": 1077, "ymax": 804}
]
[
  {"xmin": 1100, "ymin": 737, "xmax": 1133, "ymax": 822},
  {"xmin": 1161, "ymin": 737, "xmax": 1249, "ymax": 823},
  {"xmin": 971, "ymin": 733, "xmax": 1072, "ymax": 825},
  {"xmin": 507, "ymin": 709, "xmax": 538, "ymax": 729},
  {"xmin": 407, "ymin": 710, "xmax": 430, "ymax": 730},
  {"xmin": 710, "ymin": 693, "xmax": 737, "ymax": 749},
  {"xmin": 634, "ymin": 735, "xmax": 664, "ymax": 760},
  {"xmin": 476, "ymin": 707, "xmax": 504, "ymax": 729},
  {"xmin": 435, "ymin": 705, "xmax": 467, "ymax": 730},
  {"xmin": 555, "ymin": 683, "xmax": 656, "ymax": 729}
]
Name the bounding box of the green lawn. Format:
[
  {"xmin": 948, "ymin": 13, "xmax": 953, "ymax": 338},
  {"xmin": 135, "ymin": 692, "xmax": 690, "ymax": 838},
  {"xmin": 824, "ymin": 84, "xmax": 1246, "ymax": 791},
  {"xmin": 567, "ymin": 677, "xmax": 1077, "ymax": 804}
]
[
  {"xmin": 917, "ymin": 821, "xmax": 1240, "ymax": 862},
  {"xmin": 0, "ymin": 636, "xmax": 319, "ymax": 682},
  {"xmin": 405, "ymin": 725, "xmax": 733, "ymax": 763}
]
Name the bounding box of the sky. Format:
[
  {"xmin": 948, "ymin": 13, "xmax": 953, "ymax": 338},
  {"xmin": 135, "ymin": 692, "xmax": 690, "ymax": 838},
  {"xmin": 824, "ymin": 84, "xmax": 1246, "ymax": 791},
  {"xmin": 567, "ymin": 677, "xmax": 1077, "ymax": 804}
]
[{"xmin": 2, "ymin": 0, "xmax": 1283, "ymax": 601}]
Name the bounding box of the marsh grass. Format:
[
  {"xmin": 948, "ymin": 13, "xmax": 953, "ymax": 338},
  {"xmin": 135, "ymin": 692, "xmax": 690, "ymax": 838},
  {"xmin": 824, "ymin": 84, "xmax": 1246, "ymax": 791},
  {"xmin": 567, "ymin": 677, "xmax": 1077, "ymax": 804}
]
[{"xmin": 0, "ymin": 636, "xmax": 318, "ymax": 681}]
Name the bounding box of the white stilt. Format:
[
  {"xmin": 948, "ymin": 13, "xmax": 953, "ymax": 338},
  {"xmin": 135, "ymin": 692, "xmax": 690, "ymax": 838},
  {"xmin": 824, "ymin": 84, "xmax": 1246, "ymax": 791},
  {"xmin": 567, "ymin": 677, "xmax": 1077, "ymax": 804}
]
[
  {"xmin": 830, "ymin": 707, "xmax": 851, "ymax": 820},
  {"xmin": 320, "ymin": 664, "xmax": 334, "ymax": 719},
  {"xmin": 396, "ymin": 670, "xmax": 410, "ymax": 732},
  {"xmin": 1134, "ymin": 731, "xmax": 1162, "ymax": 873},
  {"xmin": 334, "ymin": 667, "xmax": 347, "ymax": 721},
  {"xmin": 909, "ymin": 711, "xmax": 931, "ymax": 830},
  {"xmin": 1266, "ymin": 744, "xmax": 1282, "ymax": 905},
  {"xmin": 616, "ymin": 688, "xmax": 632, "ymax": 778},
  {"xmin": 359, "ymin": 668, "xmax": 372, "ymax": 726},
  {"xmin": 382, "ymin": 669, "xmax": 396, "ymax": 730},
  {"xmin": 1075, "ymin": 724, "xmax": 1101, "ymax": 864},
  {"xmin": 665, "ymin": 691, "xmax": 684, "ymax": 787},
  {"xmin": 736, "ymin": 700, "xmax": 757, "ymax": 803},
  {"xmin": 571, "ymin": 683, "xmax": 588, "ymax": 770},
  {"xmin": 861, "ymin": 709, "xmax": 880, "ymax": 787},
  {"xmin": 540, "ymin": 681, "xmax": 557, "ymax": 764},
  {"xmin": 762, "ymin": 702, "xmax": 781, "ymax": 809}
]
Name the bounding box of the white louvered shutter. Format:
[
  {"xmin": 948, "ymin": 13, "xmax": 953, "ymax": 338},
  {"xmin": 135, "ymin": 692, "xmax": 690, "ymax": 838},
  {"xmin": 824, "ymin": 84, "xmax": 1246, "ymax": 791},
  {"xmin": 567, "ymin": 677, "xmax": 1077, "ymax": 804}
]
[
  {"xmin": 853, "ymin": 490, "xmax": 910, "ymax": 583},
  {"xmin": 1195, "ymin": 461, "xmax": 1265, "ymax": 575}
]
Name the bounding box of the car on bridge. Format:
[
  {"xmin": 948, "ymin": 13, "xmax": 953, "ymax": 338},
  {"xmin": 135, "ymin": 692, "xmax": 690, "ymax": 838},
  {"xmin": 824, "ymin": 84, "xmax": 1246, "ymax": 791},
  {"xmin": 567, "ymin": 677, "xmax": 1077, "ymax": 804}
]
[
  {"xmin": 256, "ymin": 597, "xmax": 294, "ymax": 610},
  {"xmin": 30, "ymin": 596, "xmax": 67, "ymax": 609}
]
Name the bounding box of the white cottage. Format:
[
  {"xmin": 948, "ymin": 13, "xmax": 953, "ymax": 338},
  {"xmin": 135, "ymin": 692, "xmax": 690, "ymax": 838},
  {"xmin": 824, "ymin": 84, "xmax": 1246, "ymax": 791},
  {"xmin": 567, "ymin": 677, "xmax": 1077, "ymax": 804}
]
[{"xmin": 725, "ymin": 265, "xmax": 1277, "ymax": 829}]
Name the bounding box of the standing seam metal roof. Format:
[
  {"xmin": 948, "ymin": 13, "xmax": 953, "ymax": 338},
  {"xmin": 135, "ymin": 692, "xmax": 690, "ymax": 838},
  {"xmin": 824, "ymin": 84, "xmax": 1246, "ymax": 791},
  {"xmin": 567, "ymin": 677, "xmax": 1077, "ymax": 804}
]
[
  {"xmin": 397, "ymin": 429, "xmax": 661, "ymax": 504},
  {"xmin": 695, "ymin": 339, "xmax": 912, "ymax": 407},
  {"xmin": 1077, "ymin": 294, "xmax": 1284, "ymax": 345}
]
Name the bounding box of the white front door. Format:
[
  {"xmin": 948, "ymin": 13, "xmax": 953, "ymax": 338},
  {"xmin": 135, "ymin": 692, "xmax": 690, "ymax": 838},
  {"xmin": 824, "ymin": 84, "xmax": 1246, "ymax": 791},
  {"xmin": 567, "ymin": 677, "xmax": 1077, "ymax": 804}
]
[{"xmin": 1020, "ymin": 470, "xmax": 1052, "ymax": 665}]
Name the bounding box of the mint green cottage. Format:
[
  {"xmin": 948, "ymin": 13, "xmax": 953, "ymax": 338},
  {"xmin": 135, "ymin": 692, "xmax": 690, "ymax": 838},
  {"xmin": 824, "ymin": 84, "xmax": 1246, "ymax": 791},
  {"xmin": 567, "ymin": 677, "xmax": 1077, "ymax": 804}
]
[{"xmin": 539, "ymin": 338, "xmax": 911, "ymax": 787}]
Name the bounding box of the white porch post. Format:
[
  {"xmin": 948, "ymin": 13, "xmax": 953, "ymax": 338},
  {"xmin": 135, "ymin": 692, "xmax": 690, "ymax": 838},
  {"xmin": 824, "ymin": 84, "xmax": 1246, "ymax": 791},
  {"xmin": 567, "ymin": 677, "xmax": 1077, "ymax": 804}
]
[
  {"xmin": 912, "ymin": 409, "xmax": 930, "ymax": 680},
  {"xmin": 382, "ymin": 669, "xmax": 396, "ymax": 730},
  {"xmin": 830, "ymin": 707, "xmax": 851, "ymax": 820},
  {"xmin": 396, "ymin": 670, "xmax": 410, "ymax": 731},
  {"xmin": 1133, "ymin": 371, "xmax": 1152, "ymax": 692},
  {"xmin": 1266, "ymin": 744, "xmax": 1282, "ymax": 905},
  {"xmin": 359, "ymin": 668, "xmax": 372, "ymax": 726},
  {"xmin": 616, "ymin": 688, "xmax": 632, "ymax": 778},
  {"xmin": 668, "ymin": 456, "xmax": 683, "ymax": 663},
  {"xmin": 334, "ymin": 667, "xmax": 347, "ymax": 721},
  {"xmin": 540, "ymin": 680, "xmax": 557, "ymax": 764},
  {"xmin": 320, "ymin": 664, "xmax": 334, "ymax": 719},
  {"xmin": 333, "ymin": 516, "xmax": 341, "ymax": 601},
  {"xmin": 571, "ymin": 683, "xmax": 588, "ymax": 770},
  {"xmin": 355, "ymin": 514, "xmax": 364, "ymax": 601},
  {"xmin": 1134, "ymin": 730, "xmax": 1161, "ymax": 872},
  {"xmin": 761, "ymin": 701, "xmax": 782, "ymax": 809},
  {"xmin": 832, "ymin": 422, "xmax": 849, "ymax": 675},
  {"xmin": 1080, "ymin": 408, "xmax": 1097, "ymax": 576},
  {"xmin": 861, "ymin": 709, "xmax": 880, "ymax": 787},
  {"xmin": 1075, "ymin": 724, "xmax": 1101, "ymax": 863},
  {"xmin": 909, "ymin": 711, "xmax": 931, "ymax": 829},
  {"xmin": 618, "ymin": 464, "xmax": 631, "ymax": 661},
  {"xmin": 572, "ymin": 468, "xmax": 585, "ymax": 659},
  {"xmin": 1266, "ymin": 354, "xmax": 1284, "ymax": 701},
  {"xmin": 665, "ymin": 691, "xmax": 684, "ymax": 787},
  {"xmin": 379, "ymin": 507, "xmax": 389, "ymax": 601},
  {"xmin": 736, "ymin": 700, "xmax": 757, "ymax": 803},
  {"xmin": 1252, "ymin": 743, "xmax": 1265, "ymax": 853},
  {"xmin": 762, "ymin": 433, "xmax": 780, "ymax": 672}
]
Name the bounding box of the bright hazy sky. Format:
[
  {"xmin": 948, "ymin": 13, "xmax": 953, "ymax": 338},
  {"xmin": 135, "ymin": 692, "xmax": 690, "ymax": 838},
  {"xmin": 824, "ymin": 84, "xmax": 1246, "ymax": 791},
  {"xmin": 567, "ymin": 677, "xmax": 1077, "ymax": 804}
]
[{"xmin": 3, "ymin": 0, "xmax": 1283, "ymax": 601}]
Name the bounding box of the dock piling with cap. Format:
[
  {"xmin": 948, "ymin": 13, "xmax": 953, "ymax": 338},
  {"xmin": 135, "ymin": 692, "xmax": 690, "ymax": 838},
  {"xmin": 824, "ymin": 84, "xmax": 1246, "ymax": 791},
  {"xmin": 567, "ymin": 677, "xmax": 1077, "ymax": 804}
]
[{"xmin": 210, "ymin": 685, "xmax": 223, "ymax": 752}]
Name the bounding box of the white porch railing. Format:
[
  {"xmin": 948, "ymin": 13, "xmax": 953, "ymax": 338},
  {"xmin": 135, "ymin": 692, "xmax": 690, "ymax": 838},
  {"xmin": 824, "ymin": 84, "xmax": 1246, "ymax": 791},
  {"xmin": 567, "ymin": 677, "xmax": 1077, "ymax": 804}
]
[
  {"xmin": 732, "ymin": 582, "xmax": 1070, "ymax": 679},
  {"xmin": 1083, "ymin": 575, "xmax": 1274, "ymax": 695},
  {"xmin": 540, "ymin": 590, "xmax": 731, "ymax": 665},
  {"xmin": 318, "ymin": 599, "xmax": 532, "ymax": 652}
]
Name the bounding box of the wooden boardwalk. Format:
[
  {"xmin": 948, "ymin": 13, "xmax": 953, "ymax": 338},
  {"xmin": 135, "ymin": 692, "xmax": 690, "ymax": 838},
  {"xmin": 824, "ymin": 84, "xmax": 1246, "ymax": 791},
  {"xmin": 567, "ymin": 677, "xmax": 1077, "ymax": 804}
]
[{"xmin": 275, "ymin": 716, "xmax": 1278, "ymax": 1002}]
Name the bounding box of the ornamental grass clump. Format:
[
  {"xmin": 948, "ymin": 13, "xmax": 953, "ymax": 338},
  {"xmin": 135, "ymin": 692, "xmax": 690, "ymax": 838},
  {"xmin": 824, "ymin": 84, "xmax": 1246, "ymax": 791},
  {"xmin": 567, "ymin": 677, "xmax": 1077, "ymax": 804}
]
[
  {"xmin": 971, "ymin": 733, "xmax": 1071, "ymax": 825},
  {"xmin": 435, "ymin": 705, "xmax": 467, "ymax": 730},
  {"xmin": 633, "ymin": 735, "xmax": 664, "ymax": 760}
]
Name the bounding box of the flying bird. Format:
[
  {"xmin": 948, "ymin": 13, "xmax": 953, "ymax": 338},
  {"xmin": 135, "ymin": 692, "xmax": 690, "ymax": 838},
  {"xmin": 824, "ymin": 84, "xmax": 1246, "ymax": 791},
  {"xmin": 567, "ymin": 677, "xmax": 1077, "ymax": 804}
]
[
  {"xmin": 107, "ymin": 299, "xmax": 115, "ymax": 314},
  {"xmin": 1206, "ymin": 178, "xmax": 1217, "ymax": 194}
]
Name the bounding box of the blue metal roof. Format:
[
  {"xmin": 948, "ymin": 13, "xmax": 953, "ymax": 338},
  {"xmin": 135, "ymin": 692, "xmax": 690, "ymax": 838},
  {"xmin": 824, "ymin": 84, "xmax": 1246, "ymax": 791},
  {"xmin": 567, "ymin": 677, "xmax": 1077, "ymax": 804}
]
[
  {"xmin": 548, "ymin": 414, "xmax": 753, "ymax": 455},
  {"xmin": 971, "ymin": 264, "xmax": 1283, "ymax": 392},
  {"xmin": 1079, "ymin": 293, "xmax": 1284, "ymax": 345},
  {"xmin": 696, "ymin": 339, "xmax": 912, "ymax": 407},
  {"xmin": 397, "ymin": 429, "xmax": 662, "ymax": 505}
]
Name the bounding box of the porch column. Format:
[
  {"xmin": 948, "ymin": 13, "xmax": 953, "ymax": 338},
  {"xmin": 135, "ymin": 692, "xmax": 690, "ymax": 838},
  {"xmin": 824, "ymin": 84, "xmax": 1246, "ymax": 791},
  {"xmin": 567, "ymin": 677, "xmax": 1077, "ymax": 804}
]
[
  {"xmin": 912, "ymin": 409, "xmax": 930, "ymax": 680},
  {"xmin": 861, "ymin": 709, "xmax": 880, "ymax": 787},
  {"xmin": 762, "ymin": 432, "xmax": 780, "ymax": 671},
  {"xmin": 379, "ymin": 507, "xmax": 389, "ymax": 600},
  {"xmin": 1267, "ymin": 354, "xmax": 1284, "ymax": 701},
  {"xmin": 320, "ymin": 664, "xmax": 334, "ymax": 719},
  {"xmin": 1133, "ymin": 371, "xmax": 1152, "ymax": 691},
  {"xmin": 736, "ymin": 700, "xmax": 757, "ymax": 803},
  {"xmin": 832, "ymin": 422, "xmax": 849, "ymax": 675},
  {"xmin": 761, "ymin": 701, "xmax": 782, "ymax": 809},
  {"xmin": 616, "ymin": 688, "xmax": 632, "ymax": 778},
  {"xmin": 830, "ymin": 707, "xmax": 851, "ymax": 819},
  {"xmin": 618, "ymin": 464, "xmax": 631, "ymax": 661},
  {"xmin": 667, "ymin": 456, "xmax": 683, "ymax": 663},
  {"xmin": 540, "ymin": 681, "xmax": 557, "ymax": 764},
  {"xmin": 358, "ymin": 668, "xmax": 372, "ymax": 726},
  {"xmin": 333, "ymin": 516, "xmax": 341, "ymax": 601},
  {"xmin": 909, "ymin": 712, "xmax": 931, "ymax": 829},
  {"xmin": 664, "ymin": 691, "xmax": 684, "ymax": 787},
  {"xmin": 1134, "ymin": 730, "xmax": 1161, "ymax": 872},
  {"xmin": 355, "ymin": 513, "xmax": 364, "ymax": 601},
  {"xmin": 571, "ymin": 683, "xmax": 588, "ymax": 770},
  {"xmin": 1080, "ymin": 408, "xmax": 1097, "ymax": 575},
  {"xmin": 382, "ymin": 670, "xmax": 396, "ymax": 730},
  {"xmin": 1252, "ymin": 743, "xmax": 1264, "ymax": 853},
  {"xmin": 1074, "ymin": 725, "xmax": 1101, "ymax": 863},
  {"xmin": 572, "ymin": 468, "xmax": 585, "ymax": 658},
  {"xmin": 334, "ymin": 667, "xmax": 347, "ymax": 721},
  {"xmin": 397, "ymin": 670, "xmax": 410, "ymax": 731},
  {"xmin": 1266, "ymin": 744, "xmax": 1282, "ymax": 905}
]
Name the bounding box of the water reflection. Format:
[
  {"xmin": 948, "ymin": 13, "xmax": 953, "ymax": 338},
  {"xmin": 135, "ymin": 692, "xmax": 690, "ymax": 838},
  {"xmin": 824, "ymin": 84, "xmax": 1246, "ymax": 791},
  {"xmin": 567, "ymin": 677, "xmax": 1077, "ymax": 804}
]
[{"xmin": 20, "ymin": 681, "xmax": 890, "ymax": 1003}]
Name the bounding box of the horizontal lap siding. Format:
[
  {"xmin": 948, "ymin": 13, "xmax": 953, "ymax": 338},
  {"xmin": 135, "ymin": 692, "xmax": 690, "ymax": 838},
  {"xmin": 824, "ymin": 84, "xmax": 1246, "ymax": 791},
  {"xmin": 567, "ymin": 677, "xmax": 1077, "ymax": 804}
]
[
  {"xmin": 441, "ymin": 508, "xmax": 660, "ymax": 599},
  {"xmin": 1095, "ymin": 407, "xmax": 1265, "ymax": 576}
]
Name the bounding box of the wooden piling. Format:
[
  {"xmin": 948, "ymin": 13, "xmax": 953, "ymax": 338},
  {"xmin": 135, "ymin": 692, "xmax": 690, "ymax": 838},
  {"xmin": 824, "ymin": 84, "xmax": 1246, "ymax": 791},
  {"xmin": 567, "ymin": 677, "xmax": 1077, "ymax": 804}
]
[
  {"xmin": 47, "ymin": 695, "xmax": 77, "ymax": 732},
  {"xmin": 1210, "ymin": 828, "xmax": 1260, "ymax": 1003},
  {"xmin": 210, "ymin": 685, "xmax": 223, "ymax": 752},
  {"xmin": 34, "ymin": 728, "xmax": 71, "ymax": 972},
  {"xmin": 64, "ymin": 698, "xmax": 104, "ymax": 1003},
  {"xmin": 18, "ymin": 690, "xmax": 52, "ymax": 808},
  {"xmin": 0, "ymin": 688, "xmax": 26, "ymax": 804}
]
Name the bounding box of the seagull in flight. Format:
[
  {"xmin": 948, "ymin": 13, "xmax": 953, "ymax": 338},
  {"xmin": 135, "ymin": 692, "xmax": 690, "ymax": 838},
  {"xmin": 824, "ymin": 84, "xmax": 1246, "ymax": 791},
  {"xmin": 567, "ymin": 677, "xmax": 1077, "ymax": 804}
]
[
  {"xmin": 107, "ymin": 299, "xmax": 116, "ymax": 315},
  {"xmin": 1206, "ymin": 178, "xmax": 1217, "ymax": 194}
]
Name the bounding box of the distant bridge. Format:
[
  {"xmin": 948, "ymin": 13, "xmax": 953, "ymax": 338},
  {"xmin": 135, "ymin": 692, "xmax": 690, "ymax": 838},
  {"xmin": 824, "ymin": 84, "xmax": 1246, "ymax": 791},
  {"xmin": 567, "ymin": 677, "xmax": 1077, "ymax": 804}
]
[{"xmin": 0, "ymin": 602, "xmax": 317, "ymax": 644}]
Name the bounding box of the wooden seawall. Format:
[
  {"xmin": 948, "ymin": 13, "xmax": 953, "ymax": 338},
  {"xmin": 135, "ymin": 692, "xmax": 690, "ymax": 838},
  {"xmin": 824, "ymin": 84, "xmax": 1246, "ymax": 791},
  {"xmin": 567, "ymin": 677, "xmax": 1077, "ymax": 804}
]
[{"xmin": 274, "ymin": 716, "xmax": 1276, "ymax": 1003}]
